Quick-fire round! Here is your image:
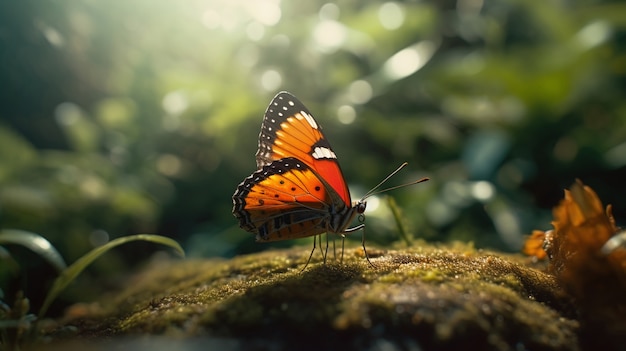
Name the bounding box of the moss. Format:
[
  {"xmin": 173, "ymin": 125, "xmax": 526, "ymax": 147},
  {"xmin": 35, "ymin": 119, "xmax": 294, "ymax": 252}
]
[{"xmin": 45, "ymin": 241, "xmax": 581, "ymax": 351}]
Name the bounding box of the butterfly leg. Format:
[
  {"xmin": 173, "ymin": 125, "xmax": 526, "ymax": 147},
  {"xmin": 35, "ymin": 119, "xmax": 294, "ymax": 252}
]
[
  {"xmin": 321, "ymin": 234, "xmax": 328, "ymax": 264},
  {"xmin": 343, "ymin": 223, "xmax": 375, "ymax": 267},
  {"xmin": 360, "ymin": 225, "xmax": 375, "ymax": 267},
  {"xmin": 340, "ymin": 234, "xmax": 346, "ymax": 263},
  {"xmin": 301, "ymin": 235, "xmax": 318, "ymax": 272}
]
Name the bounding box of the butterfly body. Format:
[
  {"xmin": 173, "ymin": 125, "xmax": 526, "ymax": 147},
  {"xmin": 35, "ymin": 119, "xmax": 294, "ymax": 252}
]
[{"xmin": 232, "ymin": 92, "xmax": 364, "ymax": 244}]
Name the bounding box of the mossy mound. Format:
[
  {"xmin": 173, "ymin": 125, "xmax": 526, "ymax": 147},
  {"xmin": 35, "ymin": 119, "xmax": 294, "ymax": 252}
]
[{"xmin": 45, "ymin": 242, "xmax": 578, "ymax": 351}]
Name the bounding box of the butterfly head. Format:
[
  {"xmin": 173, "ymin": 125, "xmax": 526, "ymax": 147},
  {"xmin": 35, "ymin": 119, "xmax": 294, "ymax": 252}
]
[{"xmin": 354, "ymin": 199, "xmax": 367, "ymax": 214}]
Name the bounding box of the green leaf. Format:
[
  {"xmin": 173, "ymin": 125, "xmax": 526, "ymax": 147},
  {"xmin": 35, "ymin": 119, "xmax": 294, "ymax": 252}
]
[
  {"xmin": 0, "ymin": 229, "xmax": 67, "ymax": 273},
  {"xmin": 38, "ymin": 234, "xmax": 184, "ymax": 317},
  {"xmin": 387, "ymin": 197, "xmax": 412, "ymax": 247}
]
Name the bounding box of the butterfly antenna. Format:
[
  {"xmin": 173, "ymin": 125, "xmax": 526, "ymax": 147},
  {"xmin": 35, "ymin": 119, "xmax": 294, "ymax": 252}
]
[{"xmin": 361, "ymin": 162, "xmax": 430, "ymax": 200}]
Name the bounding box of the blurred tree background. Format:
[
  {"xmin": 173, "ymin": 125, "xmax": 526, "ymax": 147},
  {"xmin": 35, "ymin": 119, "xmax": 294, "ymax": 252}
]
[{"xmin": 1, "ymin": 0, "xmax": 625, "ymax": 313}]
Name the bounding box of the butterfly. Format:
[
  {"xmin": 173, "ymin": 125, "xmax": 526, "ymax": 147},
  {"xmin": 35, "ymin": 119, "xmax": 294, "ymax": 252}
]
[{"xmin": 232, "ymin": 91, "xmax": 428, "ymax": 268}]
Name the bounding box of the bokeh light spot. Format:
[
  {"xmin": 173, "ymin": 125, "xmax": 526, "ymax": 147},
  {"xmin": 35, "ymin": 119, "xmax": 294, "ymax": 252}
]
[
  {"xmin": 337, "ymin": 105, "xmax": 356, "ymax": 125},
  {"xmin": 319, "ymin": 3, "xmax": 340, "ymax": 21},
  {"xmin": 55, "ymin": 102, "xmax": 82, "ymax": 126},
  {"xmin": 313, "ymin": 20, "xmax": 347, "ymax": 52},
  {"xmin": 367, "ymin": 195, "xmax": 380, "ymax": 212},
  {"xmin": 35, "ymin": 21, "xmax": 65, "ymax": 47},
  {"xmin": 80, "ymin": 176, "xmax": 106, "ymax": 199},
  {"xmin": 383, "ymin": 42, "xmax": 435, "ymax": 81},
  {"xmin": 261, "ymin": 69, "xmax": 282, "ymax": 92},
  {"xmin": 471, "ymin": 181, "xmax": 495, "ymax": 202},
  {"xmin": 162, "ymin": 91, "xmax": 188, "ymax": 116},
  {"xmin": 348, "ymin": 80, "xmax": 373, "ymax": 104},
  {"xmin": 575, "ymin": 21, "xmax": 611, "ymax": 50},
  {"xmin": 378, "ymin": 2, "xmax": 405, "ymax": 30},
  {"xmin": 248, "ymin": 1, "xmax": 281, "ymax": 26},
  {"xmin": 156, "ymin": 154, "xmax": 182, "ymax": 177}
]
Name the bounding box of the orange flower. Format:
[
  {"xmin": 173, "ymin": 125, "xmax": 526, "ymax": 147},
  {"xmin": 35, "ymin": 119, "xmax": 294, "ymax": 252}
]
[
  {"xmin": 549, "ymin": 181, "xmax": 623, "ymax": 286},
  {"xmin": 527, "ymin": 180, "xmax": 626, "ymax": 344},
  {"xmin": 522, "ymin": 230, "xmax": 549, "ymax": 260}
]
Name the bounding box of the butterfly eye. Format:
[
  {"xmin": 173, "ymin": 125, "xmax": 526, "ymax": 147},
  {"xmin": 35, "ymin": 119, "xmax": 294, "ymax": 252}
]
[{"xmin": 356, "ymin": 201, "xmax": 367, "ymax": 214}]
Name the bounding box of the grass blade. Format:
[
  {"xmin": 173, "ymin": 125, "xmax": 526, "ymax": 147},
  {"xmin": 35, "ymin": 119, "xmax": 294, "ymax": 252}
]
[
  {"xmin": 0, "ymin": 229, "xmax": 67, "ymax": 273},
  {"xmin": 38, "ymin": 234, "xmax": 184, "ymax": 317},
  {"xmin": 387, "ymin": 196, "xmax": 412, "ymax": 247}
]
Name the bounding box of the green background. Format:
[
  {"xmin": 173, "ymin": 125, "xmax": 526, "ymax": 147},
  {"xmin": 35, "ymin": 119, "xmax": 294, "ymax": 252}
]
[{"xmin": 1, "ymin": 0, "xmax": 625, "ymax": 313}]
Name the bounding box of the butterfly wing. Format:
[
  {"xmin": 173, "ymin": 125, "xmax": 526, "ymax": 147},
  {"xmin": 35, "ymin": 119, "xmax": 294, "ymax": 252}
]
[
  {"xmin": 255, "ymin": 92, "xmax": 351, "ymax": 206},
  {"xmin": 233, "ymin": 157, "xmax": 351, "ymax": 242}
]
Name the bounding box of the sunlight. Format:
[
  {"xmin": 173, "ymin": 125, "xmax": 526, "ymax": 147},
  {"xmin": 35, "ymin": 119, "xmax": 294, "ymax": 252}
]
[
  {"xmin": 382, "ymin": 41, "xmax": 435, "ymax": 81},
  {"xmin": 261, "ymin": 69, "xmax": 282, "ymax": 91},
  {"xmin": 201, "ymin": 0, "xmax": 281, "ymax": 32},
  {"xmin": 378, "ymin": 2, "xmax": 405, "ymax": 30},
  {"xmin": 319, "ymin": 3, "xmax": 340, "ymax": 20},
  {"xmin": 337, "ymin": 105, "xmax": 356, "ymax": 125},
  {"xmin": 247, "ymin": 0, "xmax": 281, "ymax": 26},
  {"xmin": 162, "ymin": 91, "xmax": 188, "ymax": 116},
  {"xmin": 348, "ymin": 80, "xmax": 373, "ymax": 104},
  {"xmin": 313, "ymin": 20, "xmax": 347, "ymax": 52},
  {"xmin": 366, "ymin": 195, "xmax": 380, "ymax": 212},
  {"xmin": 575, "ymin": 20, "xmax": 611, "ymax": 50},
  {"xmin": 470, "ymin": 181, "xmax": 495, "ymax": 202}
]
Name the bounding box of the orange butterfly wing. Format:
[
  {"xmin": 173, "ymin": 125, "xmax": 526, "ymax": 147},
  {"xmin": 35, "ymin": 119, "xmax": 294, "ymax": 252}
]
[
  {"xmin": 255, "ymin": 92, "xmax": 351, "ymax": 206},
  {"xmin": 233, "ymin": 157, "xmax": 348, "ymax": 241},
  {"xmin": 233, "ymin": 92, "xmax": 360, "ymax": 242}
]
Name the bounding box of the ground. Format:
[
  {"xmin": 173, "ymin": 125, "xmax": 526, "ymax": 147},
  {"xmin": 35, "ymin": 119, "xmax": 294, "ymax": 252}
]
[{"xmin": 31, "ymin": 241, "xmax": 582, "ymax": 351}]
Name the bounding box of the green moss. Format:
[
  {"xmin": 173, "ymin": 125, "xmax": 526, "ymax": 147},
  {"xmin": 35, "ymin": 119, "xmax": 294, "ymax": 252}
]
[{"xmin": 54, "ymin": 243, "xmax": 579, "ymax": 350}]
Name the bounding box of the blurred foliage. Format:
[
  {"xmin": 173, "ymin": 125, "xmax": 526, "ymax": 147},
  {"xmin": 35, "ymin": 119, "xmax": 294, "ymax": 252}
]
[
  {"xmin": 0, "ymin": 230, "xmax": 183, "ymax": 350},
  {"xmin": 0, "ymin": 0, "xmax": 625, "ymax": 312}
]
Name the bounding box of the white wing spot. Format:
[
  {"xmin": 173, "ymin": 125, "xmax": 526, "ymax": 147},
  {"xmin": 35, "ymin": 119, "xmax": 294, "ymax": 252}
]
[
  {"xmin": 300, "ymin": 111, "xmax": 318, "ymax": 129},
  {"xmin": 271, "ymin": 118, "xmax": 276, "ymax": 123},
  {"xmin": 288, "ymin": 100, "xmax": 295, "ymax": 106},
  {"xmin": 278, "ymin": 113, "xmax": 283, "ymax": 117},
  {"xmin": 268, "ymin": 127, "xmax": 272, "ymax": 131},
  {"xmin": 312, "ymin": 146, "xmax": 336, "ymax": 160},
  {"xmin": 282, "ymin": 106, "xmax": 288, "ymax": 111}
]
